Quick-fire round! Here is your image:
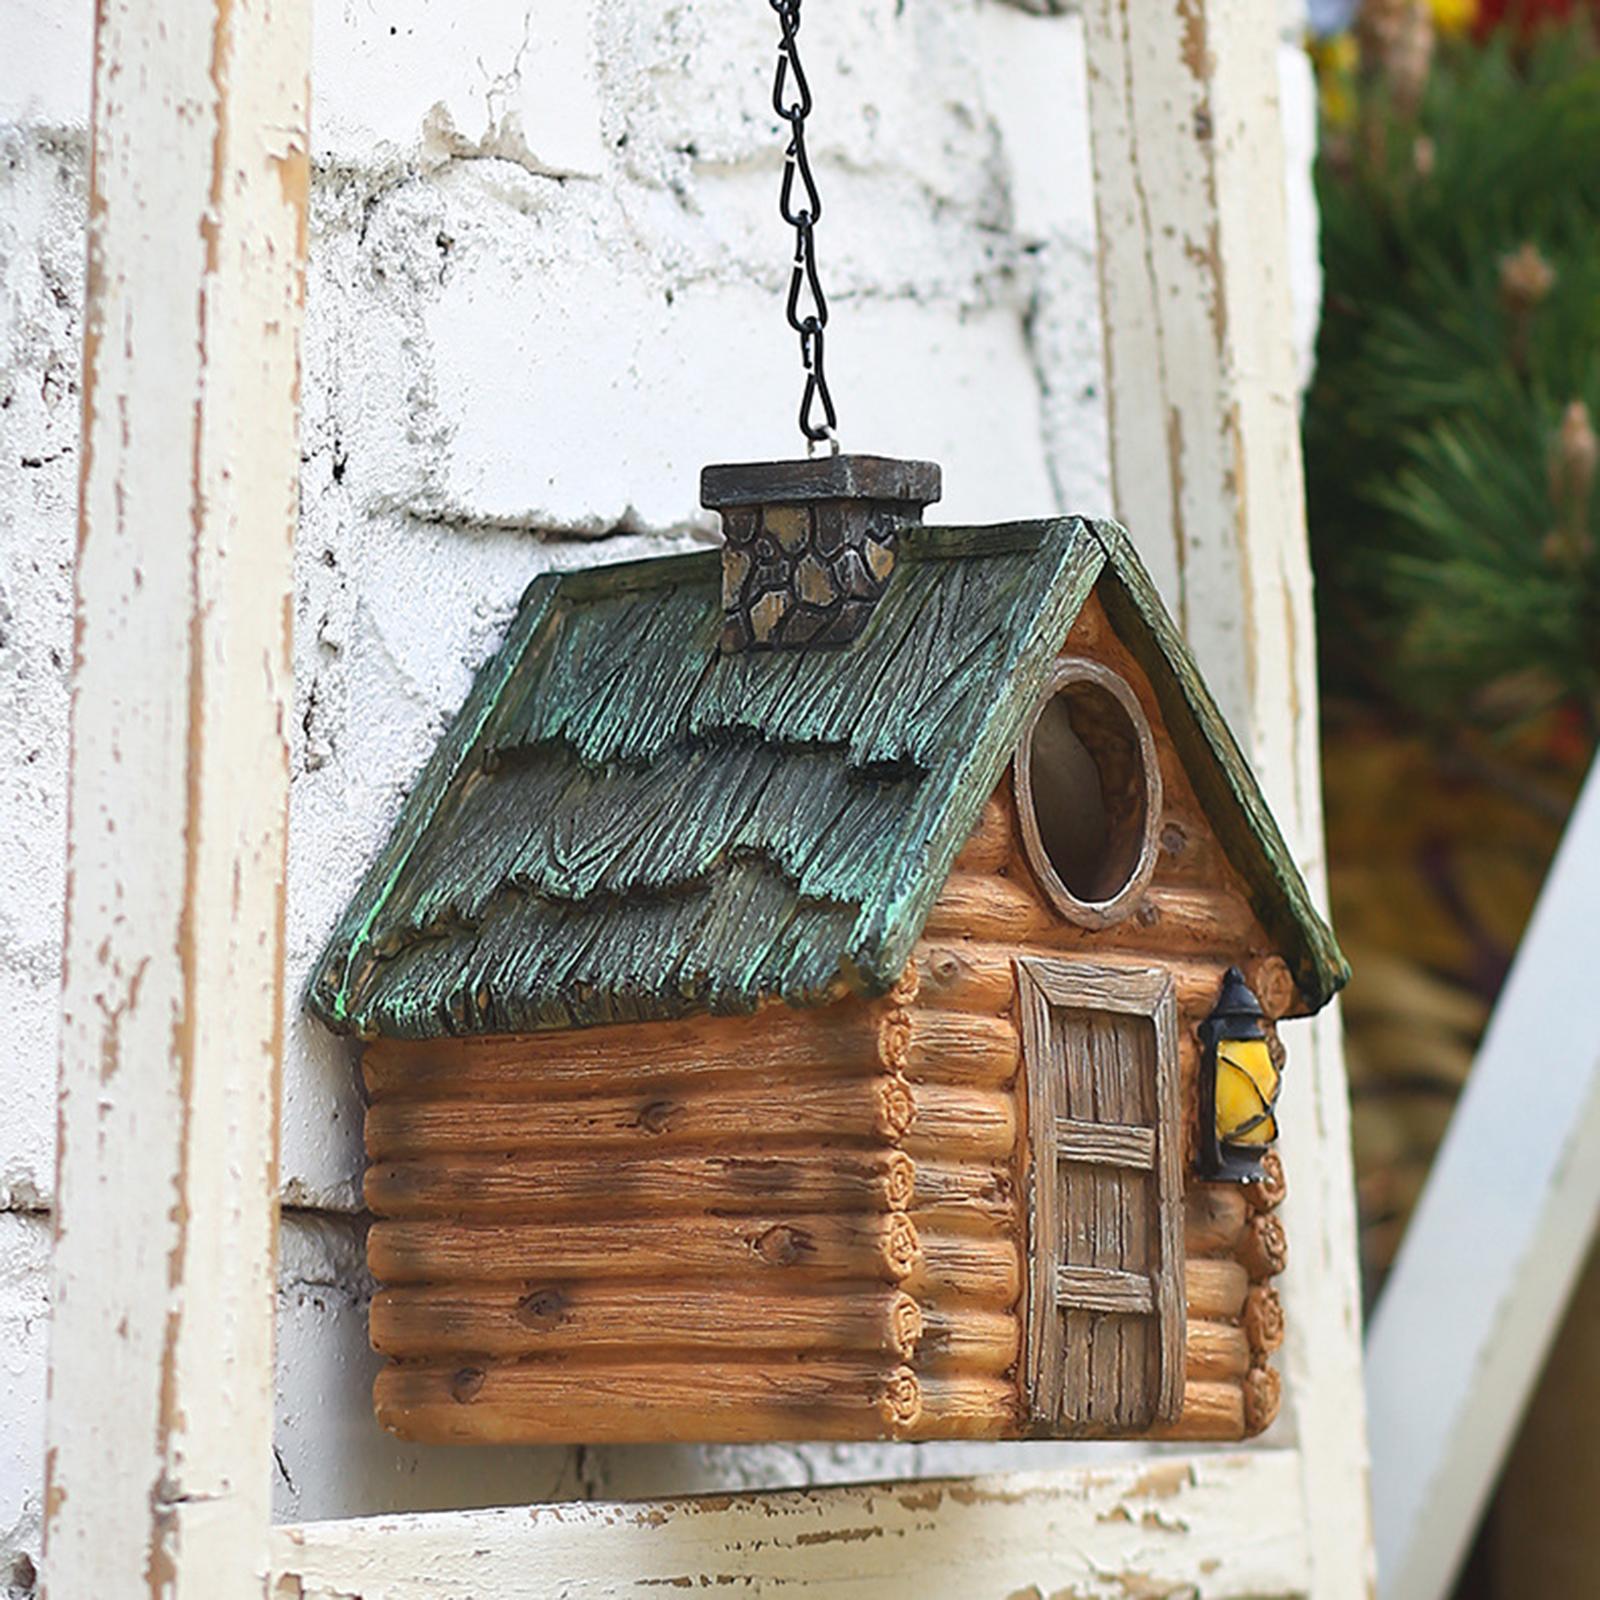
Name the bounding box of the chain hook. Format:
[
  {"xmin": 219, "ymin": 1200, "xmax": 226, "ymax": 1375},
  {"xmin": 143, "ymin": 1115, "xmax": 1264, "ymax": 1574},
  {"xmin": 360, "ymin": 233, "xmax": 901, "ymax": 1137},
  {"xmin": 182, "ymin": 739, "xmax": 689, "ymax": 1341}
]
[{"xmin": 770, "ymin": 0, "xmax": 839, "ymax": 451}]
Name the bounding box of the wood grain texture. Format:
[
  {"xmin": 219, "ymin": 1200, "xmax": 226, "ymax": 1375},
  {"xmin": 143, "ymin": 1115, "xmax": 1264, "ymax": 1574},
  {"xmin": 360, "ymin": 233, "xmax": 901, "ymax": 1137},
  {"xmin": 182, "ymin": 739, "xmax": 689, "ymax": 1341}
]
[
  {"xmin": 376, "ymin": 1361, "xmax": 1027, "ymax": 1448},
  {"xmin": 1071, "ymin": 31, "xmax": 1366, "ymax": 1532},
  {"xmin": 363, "ymin": 1001, "xmax": 891, "ymax": 1100},
  {"xmin": 1184, "ymin": 1184, "xmax": 1251, "ymax": 1256},
  {"xmin": 369, "ymin": 1213, "xmax": 924, "ymax": 1287},
  {"xmin": 270, "ymin": 1452, "xmax": 1314, "ymax": 1600},
  {"xmin": 950, "ymin": 793, "xmax": 1013, "ymax": 874},
  {"xmin": 1056, "ymin": 1119, "xmax": 1156, "ymax": 1169},
  {"xmin": 1240, "ymin": 1212, "xmax": 1290, "ymax": 1282},
  {"xmin": 374, "ymin": 1359, "xmax": 931, "ymax": 1445},
  {"xmin": 901, "ymin": 1232, "xmax": 1023, "ymax": 1307},
  {"xmin": 350, "ymin": 608, "xmax": 1306, "ymax": 1452},
  {"xmin": 1018, "ymin": 959, "xmax": 1183, "ymax": 1436},
  {"xmin": 1187, "ymin": 1257, "xmax": 1251, "ymax": 1320},
  {"xmin": 359, "ymin": 954, "xmax": 1035, "ymax": 1445},
  {"xmin": 371, "ymin": 1284, "xmax": 926, "ymax": 1361},
  {"xmin": 365, "ymin": 1076, "xmax": 923, "ymax": 1158},
  {"xmin": 916, "ymin": 1308, "xmax": 1022, "ymax": 1376},
  {"xmin": 1244, "ymin": 1285, "xmax": 1287, "ymax": 1357},
  {"xmin": 44, "ymin": 0, "xmax": 308, "ymax": 1592},
  {"xmin": 905, "ymin": 1160, "xmax": 1016, "ymax": 1232},
  {"xmin": 1187, "ymin": 1320, "xmax": 1253, "ymax": 1383},
  {"xmin": 1244, "ymin": 1363, "xmax": 1284, "ymax": 1438},
  {"xmin": 926, "ymin": 874, "xmax": 1264, "ymax": 962},
  {"xmin": 1056, "ymin": 1266, "xmax": 1154, "ymax": 1315},
  {"xmin": 1150, "ymin": 1381, "xmax": 1247, "ymax": 1442},
  {"xmin": 914, "ymin": 938, "xmax": 1250, "ymax": 1021},
  {"xmin": 365, "ymin": 1149, "xmax": 918, "ymax": 1221},
  {"xmin": 900, "ymin": 1085, "xmax": 1017, "ymax": 1160},
  {"xmin": 899, "ymin": 1009, "xmax": 1022, "ymax": 1087}
]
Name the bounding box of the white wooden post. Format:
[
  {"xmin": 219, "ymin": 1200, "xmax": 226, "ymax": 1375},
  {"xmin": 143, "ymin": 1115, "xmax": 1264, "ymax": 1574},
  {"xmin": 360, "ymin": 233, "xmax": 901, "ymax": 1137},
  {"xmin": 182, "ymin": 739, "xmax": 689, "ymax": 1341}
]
[
  {"xmin": 271, "ymin": 1455, "xmax": 1312, "ymax": 1599},
  {"xmin": 43, "ymin": 0, "xmax": 309, "ymax": 1594},
  {"xmin": 1365, "ymin": 762, "xmax": 1600, "ymax": 1600},
  {"xmin": 1081, "ymin": 3, "xmax": 1374, "ymax": 1597}
]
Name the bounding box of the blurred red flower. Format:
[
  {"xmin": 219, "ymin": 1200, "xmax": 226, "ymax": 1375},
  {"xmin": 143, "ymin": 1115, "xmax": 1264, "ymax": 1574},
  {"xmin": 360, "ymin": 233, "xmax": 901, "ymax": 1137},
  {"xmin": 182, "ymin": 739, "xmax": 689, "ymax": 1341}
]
[{"xmin": 1474, "ymin": 0, "xmax": 1596, "ymax": 39}]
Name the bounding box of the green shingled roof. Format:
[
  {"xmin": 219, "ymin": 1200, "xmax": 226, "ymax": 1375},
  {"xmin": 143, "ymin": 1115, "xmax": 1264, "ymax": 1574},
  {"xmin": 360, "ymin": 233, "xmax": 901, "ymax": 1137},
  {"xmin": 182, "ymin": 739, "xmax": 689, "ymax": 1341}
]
[{"xmin": 306, "ymin": 519, "xmax": 1347, "ymax": 1039}]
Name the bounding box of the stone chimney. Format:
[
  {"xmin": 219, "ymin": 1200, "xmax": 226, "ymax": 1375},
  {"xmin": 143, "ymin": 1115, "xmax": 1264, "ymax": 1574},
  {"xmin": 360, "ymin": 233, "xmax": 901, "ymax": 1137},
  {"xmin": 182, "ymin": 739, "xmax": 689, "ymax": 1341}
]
[{"xmin": 701, "ymin": 455, "xmax": 941, "ymax": 652}]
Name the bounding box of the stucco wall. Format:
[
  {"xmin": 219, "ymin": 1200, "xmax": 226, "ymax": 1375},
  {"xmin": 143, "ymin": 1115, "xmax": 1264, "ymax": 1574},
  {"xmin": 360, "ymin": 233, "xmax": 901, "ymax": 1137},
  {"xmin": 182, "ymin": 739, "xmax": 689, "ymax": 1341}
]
[{"xmin": 0, "ymin": 0, "xmax": 1317, "ymax": 1583}]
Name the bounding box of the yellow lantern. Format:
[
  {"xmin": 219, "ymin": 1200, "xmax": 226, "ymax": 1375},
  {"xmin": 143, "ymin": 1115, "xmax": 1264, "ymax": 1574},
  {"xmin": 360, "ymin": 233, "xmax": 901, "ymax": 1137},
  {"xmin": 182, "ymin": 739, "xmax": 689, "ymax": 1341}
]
[{"xmin": 1198, "ymin": 966, "xmax": 1280, "ymax": 1182}]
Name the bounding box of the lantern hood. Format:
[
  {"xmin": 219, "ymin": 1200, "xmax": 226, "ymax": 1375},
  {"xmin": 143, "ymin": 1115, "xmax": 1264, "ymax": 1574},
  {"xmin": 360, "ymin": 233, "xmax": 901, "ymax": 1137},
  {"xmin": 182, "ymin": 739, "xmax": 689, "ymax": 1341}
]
[
  {"xmin": 306, "ymin": 518, "xmax": 1349, "ymax": 1040},
  {"xmin": 1210, "ymin": 965, "xmax": 1266, "ymax": 1029}
]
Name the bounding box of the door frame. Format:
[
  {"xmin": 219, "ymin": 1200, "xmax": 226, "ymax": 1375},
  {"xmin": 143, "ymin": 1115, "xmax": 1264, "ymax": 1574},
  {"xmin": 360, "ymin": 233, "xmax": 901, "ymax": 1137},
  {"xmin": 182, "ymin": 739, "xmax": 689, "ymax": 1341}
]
[{"xmin": 1016, "ymin": 957, "xmax": 1186, "ymax": 1431}]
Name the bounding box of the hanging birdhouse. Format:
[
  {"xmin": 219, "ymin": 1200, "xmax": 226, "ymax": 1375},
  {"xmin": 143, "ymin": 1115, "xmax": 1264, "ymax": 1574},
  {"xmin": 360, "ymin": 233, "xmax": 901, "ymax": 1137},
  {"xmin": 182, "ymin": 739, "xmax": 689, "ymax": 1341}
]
[
  {"xmin": 306, "ymin": 464, "xmax": 1346, "ymax": 1446},
  {"xmin": 304, "ymin": 0, "xmax": 1346, "ymax": 1449}
]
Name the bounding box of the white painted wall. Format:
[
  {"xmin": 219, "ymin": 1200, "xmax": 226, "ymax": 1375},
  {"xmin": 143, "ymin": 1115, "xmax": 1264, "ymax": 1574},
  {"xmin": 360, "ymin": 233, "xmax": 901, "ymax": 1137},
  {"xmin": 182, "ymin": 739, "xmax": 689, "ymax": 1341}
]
[{"xmin": 0, "ymin": 0, "xmax": 1318, "ymax": 1581}]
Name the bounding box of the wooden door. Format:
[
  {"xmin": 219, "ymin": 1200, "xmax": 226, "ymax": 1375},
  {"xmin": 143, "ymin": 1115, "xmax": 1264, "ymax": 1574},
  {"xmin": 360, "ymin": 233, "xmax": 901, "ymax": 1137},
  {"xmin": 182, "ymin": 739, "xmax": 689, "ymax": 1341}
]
[{"xmin": 1018, "ymin": 958, "xmax": 1185, "ymax": 1433}]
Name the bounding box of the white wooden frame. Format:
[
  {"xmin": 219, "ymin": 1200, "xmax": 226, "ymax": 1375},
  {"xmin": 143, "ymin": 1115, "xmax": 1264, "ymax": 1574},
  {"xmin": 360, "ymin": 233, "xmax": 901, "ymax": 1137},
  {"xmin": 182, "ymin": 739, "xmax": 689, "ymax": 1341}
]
[
  {"xmin": 1365, "ymin": 761, "xmax": 1600, "ymax": 1600},
  {"xmin": 45, "ymin": 0, "xmax": 1372, "ymax": 1595},
  {"xmin": 43, "ymin": 0, "xmax": 308, "ymax": 1594}
]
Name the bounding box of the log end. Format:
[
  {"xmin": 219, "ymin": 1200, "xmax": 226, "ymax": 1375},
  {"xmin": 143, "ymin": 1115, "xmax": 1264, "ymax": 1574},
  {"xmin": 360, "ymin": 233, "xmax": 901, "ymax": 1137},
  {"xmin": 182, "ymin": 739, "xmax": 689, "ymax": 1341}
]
[
  {"xmin": 1243, "ymin": 1361, "xmax": 1282, "ymax": 1437},
  {"xmin": 1242, "ymin": 1284, "xmax": 1286, "ymax": 1356},
  {"xmin": 877, "ymin": 1366, "xmax": 923, "ymax": 1433}
]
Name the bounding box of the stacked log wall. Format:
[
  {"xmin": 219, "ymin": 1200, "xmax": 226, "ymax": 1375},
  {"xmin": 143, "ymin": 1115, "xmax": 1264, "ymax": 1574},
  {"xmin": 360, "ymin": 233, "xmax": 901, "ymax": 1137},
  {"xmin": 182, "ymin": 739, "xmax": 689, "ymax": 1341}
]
[{"xmin": 363, "ymin": 988, "xmax": 1001, "ymax": 1444}]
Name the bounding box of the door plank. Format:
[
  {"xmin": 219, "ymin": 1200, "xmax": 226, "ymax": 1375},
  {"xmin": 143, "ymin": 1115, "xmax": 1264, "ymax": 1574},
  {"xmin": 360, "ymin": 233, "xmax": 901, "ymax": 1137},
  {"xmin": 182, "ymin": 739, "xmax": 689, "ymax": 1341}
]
[
  {"xmin": 1056, "ymin": 1265, "xmax": 1155, "ymax": 1315},
  {"xmin": 1056, "ymin": 1119, "xmax": 1156, "ymax": 1169}
]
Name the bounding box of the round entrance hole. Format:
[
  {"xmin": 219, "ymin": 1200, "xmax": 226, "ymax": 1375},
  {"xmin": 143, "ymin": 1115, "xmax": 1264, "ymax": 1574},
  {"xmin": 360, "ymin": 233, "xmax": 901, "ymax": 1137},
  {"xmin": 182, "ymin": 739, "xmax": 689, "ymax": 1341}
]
[{"xmin": 1015, "ymin": 660, "xmax": 1161, "ymax": 927}]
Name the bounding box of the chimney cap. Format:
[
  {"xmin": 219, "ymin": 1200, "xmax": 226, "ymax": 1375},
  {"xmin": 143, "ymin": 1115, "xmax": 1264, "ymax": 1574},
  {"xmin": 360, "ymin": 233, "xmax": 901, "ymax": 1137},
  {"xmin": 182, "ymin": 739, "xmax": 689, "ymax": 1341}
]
[{"xmin": 701, "ymin": 454, "xmax": 942, "ymax": 511}]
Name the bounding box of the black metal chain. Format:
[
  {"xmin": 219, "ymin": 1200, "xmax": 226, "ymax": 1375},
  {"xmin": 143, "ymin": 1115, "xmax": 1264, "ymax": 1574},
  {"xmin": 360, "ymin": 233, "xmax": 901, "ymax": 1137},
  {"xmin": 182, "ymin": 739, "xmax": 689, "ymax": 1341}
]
[{"xmin": 770, "ymin": 0, "xmax": 838, "ymax": 450}]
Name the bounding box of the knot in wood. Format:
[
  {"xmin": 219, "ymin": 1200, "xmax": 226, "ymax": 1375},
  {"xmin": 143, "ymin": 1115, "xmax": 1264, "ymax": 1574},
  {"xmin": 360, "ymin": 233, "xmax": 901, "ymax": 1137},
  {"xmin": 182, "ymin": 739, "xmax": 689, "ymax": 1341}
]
[
  {"xmin": 516, "ymin": 1287, "xmax": 572, "ymax": 1330},
  {"xmin": 449, "ymin": 1367, "xmax": 486, "ymax": 1404},
  {"xmin": 634, "ymin": 1098, "xmax": 679, "ymax": 1135},
  {"xmin": 753, "ymin": 1223, "xmax": 813, "ymax": 1267}
]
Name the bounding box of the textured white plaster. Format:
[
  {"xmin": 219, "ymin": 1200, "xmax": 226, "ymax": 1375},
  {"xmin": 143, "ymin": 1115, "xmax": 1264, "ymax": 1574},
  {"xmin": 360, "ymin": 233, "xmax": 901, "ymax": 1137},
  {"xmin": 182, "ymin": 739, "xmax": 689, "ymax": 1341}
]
[
  {"xmin": 0, "ymin": 1214, "xmax": 48, "ymax": 1592},
  {"xmin": 0, "ymin": 0, "xmax": 1327, "ymax": 1549},
  {"xmin": 0, "ymin": 129, "xmax": 82, "ymax": 1214},
  {"xmin": 315, "ymin": 0, "xmax": 607, "ymax": 179},
  {"xmin": 0, "ymin": 1, "xmax": 91, "ymax": 128}
]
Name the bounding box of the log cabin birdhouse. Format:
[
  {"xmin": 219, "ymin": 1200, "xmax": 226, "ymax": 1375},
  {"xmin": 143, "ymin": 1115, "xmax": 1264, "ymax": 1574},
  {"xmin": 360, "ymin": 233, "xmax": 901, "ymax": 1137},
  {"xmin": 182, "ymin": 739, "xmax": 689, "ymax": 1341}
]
[{"xmin": 307, "ymin": 456, "xmax": 1348, "ymax": 1447}]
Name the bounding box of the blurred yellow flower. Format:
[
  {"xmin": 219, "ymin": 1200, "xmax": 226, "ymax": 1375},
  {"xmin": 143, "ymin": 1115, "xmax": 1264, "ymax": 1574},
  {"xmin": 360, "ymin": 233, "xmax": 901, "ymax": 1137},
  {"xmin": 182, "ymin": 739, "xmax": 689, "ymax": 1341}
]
[
  {"xmin": 1311, "ymin": 32, "xmax": 1360, "ymax": 128},
  {"xmin": 1429, "ymin": 0, "xmax": 1478, "ymax": 34}
]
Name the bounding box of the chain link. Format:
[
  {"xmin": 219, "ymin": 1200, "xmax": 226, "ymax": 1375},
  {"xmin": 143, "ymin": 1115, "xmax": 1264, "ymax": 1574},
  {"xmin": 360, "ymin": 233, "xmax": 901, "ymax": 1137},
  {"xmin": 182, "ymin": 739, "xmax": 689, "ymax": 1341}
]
[{"xmin": 770, "ymin": 0, "xmax": 839, "ymax": 451}]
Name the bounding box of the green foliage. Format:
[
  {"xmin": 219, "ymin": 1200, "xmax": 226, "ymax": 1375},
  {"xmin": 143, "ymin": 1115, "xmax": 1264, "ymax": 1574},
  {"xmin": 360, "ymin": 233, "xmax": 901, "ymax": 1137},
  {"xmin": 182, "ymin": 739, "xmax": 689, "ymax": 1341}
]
[{"xmin": 1306, "ymin": 20, "xmax": 1600, "ymax": 733}]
